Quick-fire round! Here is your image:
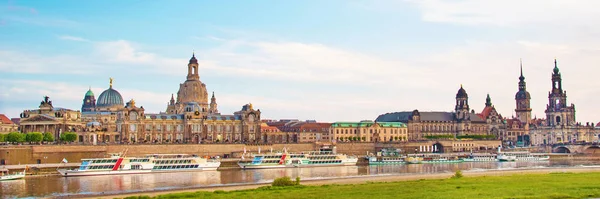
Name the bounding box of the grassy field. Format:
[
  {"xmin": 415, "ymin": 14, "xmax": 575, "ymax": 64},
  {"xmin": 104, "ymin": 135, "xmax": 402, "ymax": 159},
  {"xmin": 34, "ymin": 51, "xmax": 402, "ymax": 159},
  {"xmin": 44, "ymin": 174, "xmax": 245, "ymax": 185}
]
[{"xmin": 122, "ymin": 172, "xmax": 600, "ymax": 199}]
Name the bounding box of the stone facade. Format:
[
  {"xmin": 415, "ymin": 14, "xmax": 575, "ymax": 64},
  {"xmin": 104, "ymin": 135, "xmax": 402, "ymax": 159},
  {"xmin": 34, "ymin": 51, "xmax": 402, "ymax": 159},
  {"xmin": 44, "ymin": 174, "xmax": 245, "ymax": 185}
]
[
  {"xmin": 330, "ymin": 121, "xmax": 408, "ymax": 142},
  {"xmin": 0, "ymin": 114, "xmax": 18, "ymax": 134},
  {"xmin": 18, "ymin": 96, "xmax": 84, "ymax": 139},
  {"xmin": 115, "ymin": 54, "xmax": 262, "ymax": 144},
  {"xmin": 375, "ymin": 85, "xmax": 498, "ymax": 141},
  {"xmin": 505, "ymin": 59, "xmax": 598, "ymax": 146}
]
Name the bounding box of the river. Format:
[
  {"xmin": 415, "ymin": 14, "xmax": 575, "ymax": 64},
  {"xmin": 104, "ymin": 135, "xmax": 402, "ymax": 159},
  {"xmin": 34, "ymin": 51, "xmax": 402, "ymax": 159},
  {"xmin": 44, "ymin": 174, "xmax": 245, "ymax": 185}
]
[{"xmin": 2, "ymin": 160, "xmax": 599, "ymax": 199}]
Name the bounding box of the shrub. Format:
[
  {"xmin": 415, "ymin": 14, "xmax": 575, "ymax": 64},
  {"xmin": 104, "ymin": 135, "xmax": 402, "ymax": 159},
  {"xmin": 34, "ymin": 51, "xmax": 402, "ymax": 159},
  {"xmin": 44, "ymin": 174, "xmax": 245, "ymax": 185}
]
[
  {"xmin": 272, "ymin": 176, "xmax": 296, "ymax": 187},
  {"xmin": 451, "ymin": 170, "xmax": 463, "ymax": 179},
  {"xmin": 295, "ymin": 176, "xmax": 301, "ymax": 185}
]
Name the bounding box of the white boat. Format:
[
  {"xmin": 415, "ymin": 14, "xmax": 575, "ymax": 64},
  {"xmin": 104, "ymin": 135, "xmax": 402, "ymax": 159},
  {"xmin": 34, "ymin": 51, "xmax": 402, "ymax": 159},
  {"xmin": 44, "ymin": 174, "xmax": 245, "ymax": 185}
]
[
  {"xmin": 58, "ymin": 153, "xmax": 221, "ymax": 177},
  {"xmin": 238, "ymin": 151, "xmax": 358, "ymax": 169},
  {"xmin": 368, "ymin": 148, "xmax": 406, "ymax": 165},
  {"xmin": 406, "ymin": 154, "xmax": 463, "ymax": 164},
  {"xmin": 462, "ymin": 153, "xmax": 498, "ymax": 162},
  {"xmin": 0, "ymin": 169, "xmax": 26, "ymax": 181},
  {"xmin": 498, "ymin": 151, "xmax": 549, "ymax": 162},
  {"xmin": 496, "ymin": 146, "xmax": 549, "ymax": 162}
]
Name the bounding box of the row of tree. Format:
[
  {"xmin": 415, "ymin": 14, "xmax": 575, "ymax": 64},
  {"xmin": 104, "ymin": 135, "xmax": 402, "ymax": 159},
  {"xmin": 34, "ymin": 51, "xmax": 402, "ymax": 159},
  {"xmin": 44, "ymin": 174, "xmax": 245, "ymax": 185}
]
[{"xmin": 0, "ymin": 132, "xmax": 78, "ymax": 144}]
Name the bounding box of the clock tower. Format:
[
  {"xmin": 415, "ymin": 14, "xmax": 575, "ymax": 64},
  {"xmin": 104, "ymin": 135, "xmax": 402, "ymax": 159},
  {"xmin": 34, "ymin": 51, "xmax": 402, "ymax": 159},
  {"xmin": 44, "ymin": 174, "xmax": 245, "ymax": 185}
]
[
  {"xmin": 82, "ymin": 87, "xmax": 96, "ymax": 112},
  {"xmin": 515, "ymin": 60, "xmax": 532, "ymax": 124},
  {"xmin": 544, "ymin": 59, "xmax": 576, "ymax": 126}
]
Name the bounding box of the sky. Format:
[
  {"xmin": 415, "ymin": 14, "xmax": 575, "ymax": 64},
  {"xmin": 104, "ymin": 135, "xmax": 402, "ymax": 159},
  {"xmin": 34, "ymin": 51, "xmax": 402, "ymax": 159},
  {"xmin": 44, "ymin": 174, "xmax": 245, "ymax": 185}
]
[{"xmin": 1, "ymin": 0, "xmax": 600, "ymax": 123}]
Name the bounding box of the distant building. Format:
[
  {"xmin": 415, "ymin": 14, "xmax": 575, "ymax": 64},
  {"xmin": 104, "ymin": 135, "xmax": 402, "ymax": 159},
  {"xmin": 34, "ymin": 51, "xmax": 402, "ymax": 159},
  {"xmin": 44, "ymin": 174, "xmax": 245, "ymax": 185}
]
[
  {"xmin": 375, "ymin": 85, "xmax": 500, "ymax": 141},
  {"xmin": 18, "ymin": 96, "xmax": 83, "ymax": 138},
  {"xmin": 330, "ymin": 121, "xmax": 408, "ymax": 142},
  {"xmin": 115, "ymin": 53, "xmax": 261, "ymax": 144},
  {"xmin": 0, "ymin": 114, "xmax": 18, "ymax": 134},
  {"xmin": 526, "ymin": 60, "xmax": 598, "ymax": 145}
]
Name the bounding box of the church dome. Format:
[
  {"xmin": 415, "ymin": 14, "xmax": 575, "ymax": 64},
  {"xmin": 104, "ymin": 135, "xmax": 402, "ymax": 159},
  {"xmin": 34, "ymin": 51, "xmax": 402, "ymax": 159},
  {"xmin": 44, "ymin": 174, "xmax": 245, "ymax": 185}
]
[
  {"xmin": 97, "ymin": 78, "xmax": 124, "ymax": 108},
  {"xmin": 85, "ymin": 88, "xmax": 94, "ymax": 97},
  {"xmin": 456, "ymin": 85, "xmax": 468, "ymax": 98}
]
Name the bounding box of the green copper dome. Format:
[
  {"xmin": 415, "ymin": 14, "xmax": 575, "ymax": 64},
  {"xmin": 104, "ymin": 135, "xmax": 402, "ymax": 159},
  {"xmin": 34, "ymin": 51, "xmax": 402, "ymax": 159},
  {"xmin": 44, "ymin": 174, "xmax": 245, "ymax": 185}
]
[{"xmin": 85, "ymin": 88, "xmax": 94, "ymax": 97}]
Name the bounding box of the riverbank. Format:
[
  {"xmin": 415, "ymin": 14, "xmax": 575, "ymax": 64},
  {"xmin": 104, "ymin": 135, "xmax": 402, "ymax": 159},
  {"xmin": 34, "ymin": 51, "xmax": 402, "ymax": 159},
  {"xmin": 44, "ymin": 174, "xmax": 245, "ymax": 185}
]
[{"xmin": 76, "ymin": 166, "xmax": 600, "ymax": 199}]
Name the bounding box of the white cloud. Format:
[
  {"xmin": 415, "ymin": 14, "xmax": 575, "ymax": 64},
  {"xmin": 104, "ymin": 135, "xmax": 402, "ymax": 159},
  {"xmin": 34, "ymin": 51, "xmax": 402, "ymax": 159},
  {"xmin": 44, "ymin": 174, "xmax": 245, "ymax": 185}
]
[
  {"xmin": 58, "ymin": 35, "xmax": 89, "ymax": 42},
  {"xmin": 404, "ymin": 0, "xmax": 600, "ymax": 27}
]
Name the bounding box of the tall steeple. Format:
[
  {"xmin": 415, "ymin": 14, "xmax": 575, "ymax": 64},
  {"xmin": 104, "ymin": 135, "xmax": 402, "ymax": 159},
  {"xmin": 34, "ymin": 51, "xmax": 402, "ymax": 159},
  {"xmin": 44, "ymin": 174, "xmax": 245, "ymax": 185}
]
[{"xmin": 515, "ymin": 59, "xmax": 532, "ymax": 124}]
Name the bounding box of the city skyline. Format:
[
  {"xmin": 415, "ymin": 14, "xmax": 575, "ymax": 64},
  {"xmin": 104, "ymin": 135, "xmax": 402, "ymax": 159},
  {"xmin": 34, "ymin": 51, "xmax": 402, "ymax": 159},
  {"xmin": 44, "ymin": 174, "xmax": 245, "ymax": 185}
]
[{"xmin": 2, "ymin": 1, "xmax": 600, "ymax": 123}]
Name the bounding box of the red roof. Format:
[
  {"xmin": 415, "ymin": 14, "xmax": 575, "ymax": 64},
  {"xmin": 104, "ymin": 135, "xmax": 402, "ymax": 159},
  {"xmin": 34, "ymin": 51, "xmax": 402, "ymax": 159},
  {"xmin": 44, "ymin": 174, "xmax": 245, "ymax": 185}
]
[
  {"xmin": 479, "ymin": 106, "xmax": 494, "ymax": 120},
  {"xmin": 0, "ymin": 114, "xmax": 13, "ymax": 124}
]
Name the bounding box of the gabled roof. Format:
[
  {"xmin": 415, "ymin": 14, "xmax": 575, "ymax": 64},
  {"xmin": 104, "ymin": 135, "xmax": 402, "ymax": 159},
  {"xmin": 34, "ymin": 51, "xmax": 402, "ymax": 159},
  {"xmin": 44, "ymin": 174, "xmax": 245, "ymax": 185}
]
[
  {"xmin": 21, "ymin": 114, "xmax": 58, "ymax": 123},
  {"xmin": 0, "ymin": 114, "xmax": 13, "ymax": 124},
  {"xmin": 479, "ymin": 106, "xmax": 494, "ymax": 120}
]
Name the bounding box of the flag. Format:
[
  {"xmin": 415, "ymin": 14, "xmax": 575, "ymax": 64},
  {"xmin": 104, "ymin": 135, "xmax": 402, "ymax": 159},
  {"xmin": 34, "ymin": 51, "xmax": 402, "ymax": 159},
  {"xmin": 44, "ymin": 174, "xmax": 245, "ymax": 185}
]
[
  {"xmin": 258, "ymin": 147, "xmax": 261, "ymax": 154},
  {"xmin": 62, "ymin": 158, "xmax": 68, "ymax": 163}
]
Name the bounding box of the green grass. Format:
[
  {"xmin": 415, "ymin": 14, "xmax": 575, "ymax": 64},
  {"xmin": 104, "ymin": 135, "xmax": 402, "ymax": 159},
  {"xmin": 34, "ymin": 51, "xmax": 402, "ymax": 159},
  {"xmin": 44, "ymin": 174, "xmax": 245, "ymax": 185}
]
[{"xmin": 121, "ymin": 172, "xmax": 600, "ymax": 199}]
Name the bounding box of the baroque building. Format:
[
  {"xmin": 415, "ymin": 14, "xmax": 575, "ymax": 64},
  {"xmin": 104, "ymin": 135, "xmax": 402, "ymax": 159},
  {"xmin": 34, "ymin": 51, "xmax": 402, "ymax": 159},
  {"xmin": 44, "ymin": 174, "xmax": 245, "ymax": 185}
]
[
  {"xmin": 0, "ymin": 114, "xmax": 18, "ymax": 134},
  {"xmin": 330, "ymin": 121, "xmax": 408, "ymax": 142},
  {"xmin": 375, "ymin": 85, "xmax": 499, "ymax": 141},
  {"xmin": 116, "ymin": 54, "xmax": 262, "ymax": 144},
  {"xmin": 528, "ymin": 60, "xmax": 597, "ymax": 145},
  {"xmin": 18, "ymin": 96, "xmax": 83, "ymax": 139}
]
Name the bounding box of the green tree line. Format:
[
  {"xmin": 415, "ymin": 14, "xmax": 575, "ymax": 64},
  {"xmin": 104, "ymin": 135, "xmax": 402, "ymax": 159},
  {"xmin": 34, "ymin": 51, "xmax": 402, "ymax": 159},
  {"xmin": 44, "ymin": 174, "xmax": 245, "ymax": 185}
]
[{"xmin": 0, "ymin": 132, "xmax": 77, "ymax": 144}]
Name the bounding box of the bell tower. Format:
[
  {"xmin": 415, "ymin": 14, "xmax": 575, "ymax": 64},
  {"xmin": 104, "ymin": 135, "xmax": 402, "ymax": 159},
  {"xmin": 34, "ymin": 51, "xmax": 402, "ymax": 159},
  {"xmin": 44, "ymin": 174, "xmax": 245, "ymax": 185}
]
[
  {"xmin": 515, "ymin": 60, "xmax": 532, "ymax": 124},
  {"xmin": 545, "ymin": 59, "xmax": 575, "ymax": 126}
]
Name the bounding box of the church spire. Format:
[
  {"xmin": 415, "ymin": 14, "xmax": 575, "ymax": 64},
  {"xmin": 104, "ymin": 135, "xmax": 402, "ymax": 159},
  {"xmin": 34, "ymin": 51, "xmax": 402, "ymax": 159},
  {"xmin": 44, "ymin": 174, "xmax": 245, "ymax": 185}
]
[{"xmin": 519, "ymin": 58, "xmax": 525, "ymax": 81}]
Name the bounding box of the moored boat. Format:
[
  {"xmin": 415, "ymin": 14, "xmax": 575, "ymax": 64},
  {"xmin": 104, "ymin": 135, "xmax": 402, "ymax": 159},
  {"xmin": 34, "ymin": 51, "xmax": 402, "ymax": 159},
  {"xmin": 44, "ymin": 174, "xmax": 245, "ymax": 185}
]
[
  {"xmin": 58, "ymin": 152, "xmax": 221, "ymax": 177},
  {"xmin": 238, "ymin": 151, "xmax": 358, "ymax": 169},
  {"xmin": 368, "ymin": 148, "xmax": 406, "ymax": 165},
  {"xmin": 461, "ymin": 153, "xmax": 498, "ymax": 162},
  {"xmin": 406, "ymin": 154, "xmax": 463, "ymax": 164},
  {"xmin": 0, "ymin": 169, "xmax": 25, "ymax": 181}
]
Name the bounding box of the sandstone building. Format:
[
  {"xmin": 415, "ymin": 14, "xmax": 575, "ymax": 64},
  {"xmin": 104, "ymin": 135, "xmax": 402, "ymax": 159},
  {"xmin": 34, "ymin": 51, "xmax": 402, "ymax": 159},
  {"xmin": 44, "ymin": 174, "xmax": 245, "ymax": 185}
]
[{"xmin": 375, "ymin": 86, "xmax": 502, "ymax": 141}]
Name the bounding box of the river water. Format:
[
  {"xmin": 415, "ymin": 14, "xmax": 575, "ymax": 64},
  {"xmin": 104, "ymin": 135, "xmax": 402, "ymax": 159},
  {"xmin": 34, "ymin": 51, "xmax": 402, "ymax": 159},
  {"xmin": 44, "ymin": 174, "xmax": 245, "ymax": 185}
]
[{"xmin": 2, "ymin": 160, "xmax": 600, "ymax": 199}]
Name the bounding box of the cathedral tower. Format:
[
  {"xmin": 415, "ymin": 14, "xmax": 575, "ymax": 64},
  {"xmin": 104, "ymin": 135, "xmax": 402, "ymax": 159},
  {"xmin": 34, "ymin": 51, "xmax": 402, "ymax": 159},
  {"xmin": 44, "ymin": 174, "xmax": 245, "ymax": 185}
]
[
  {"xmin": 545, "ymin": 59, "xmax": 576, "ymax": 126},
  {"xmin": 515, "ymin": 60, "xmax": 532, "ymax": 124}
]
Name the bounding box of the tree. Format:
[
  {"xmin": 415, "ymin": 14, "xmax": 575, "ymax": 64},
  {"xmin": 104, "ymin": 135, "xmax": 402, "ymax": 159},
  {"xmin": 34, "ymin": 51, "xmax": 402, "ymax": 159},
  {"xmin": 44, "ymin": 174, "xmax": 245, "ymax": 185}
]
[
  {"xmin": 0, "ymin": 133, "xmax": 5, "ymax": 142},
  {"xmin": 361, "ymin": 137, "xmax": 366, "ymax": 142},
  {"xmin": 43, "ymin": 133, "xmax": 55, "ymax": 143},
  {"xmin": 27, "ymin": 132, "xmax": 43, "ymax": 144},
  {"xmin": 60, "ymin": 132, "xmax": 77, "ymax": 143},
  {"xmin": 6, "ymin": 132, "xmax": 26, "ymax": 144}
]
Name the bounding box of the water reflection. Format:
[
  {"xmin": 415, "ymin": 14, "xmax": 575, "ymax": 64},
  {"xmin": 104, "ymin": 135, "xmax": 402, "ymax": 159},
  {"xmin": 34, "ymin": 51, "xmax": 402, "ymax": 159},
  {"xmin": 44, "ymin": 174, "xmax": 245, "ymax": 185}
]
[{"xmin": 2, "ymin": 160, "xmax": 599, "ymax": 198}]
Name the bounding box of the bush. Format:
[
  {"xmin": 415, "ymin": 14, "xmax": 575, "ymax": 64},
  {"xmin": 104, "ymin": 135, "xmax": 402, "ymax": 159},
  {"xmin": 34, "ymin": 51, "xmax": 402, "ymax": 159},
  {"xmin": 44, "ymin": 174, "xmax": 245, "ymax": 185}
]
[
  {"xmin": 451, "ymin": 170, "xmax": 463, "ymax": 179},
  {"xmin": 295, "ymin": 176, "xmax": 301, "ymax": 185},
  {"xmin": 424, "ymin": 135, "xmax": 454, "ymax": 140},
  {"xmin": 42, "ymin": 133, "xmax": 54, "ymax": 143},
  {"xmin": 272, "ymin": 176, "xmax": 296, "ymax": 187}
]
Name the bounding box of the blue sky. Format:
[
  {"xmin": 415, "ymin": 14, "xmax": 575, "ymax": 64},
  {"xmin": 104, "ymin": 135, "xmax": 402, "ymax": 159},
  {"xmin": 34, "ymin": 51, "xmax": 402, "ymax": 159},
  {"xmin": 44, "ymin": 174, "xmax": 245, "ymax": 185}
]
[{"xmin": 2, "ymin": 0, "xmax": 600, "ymax": 123}]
